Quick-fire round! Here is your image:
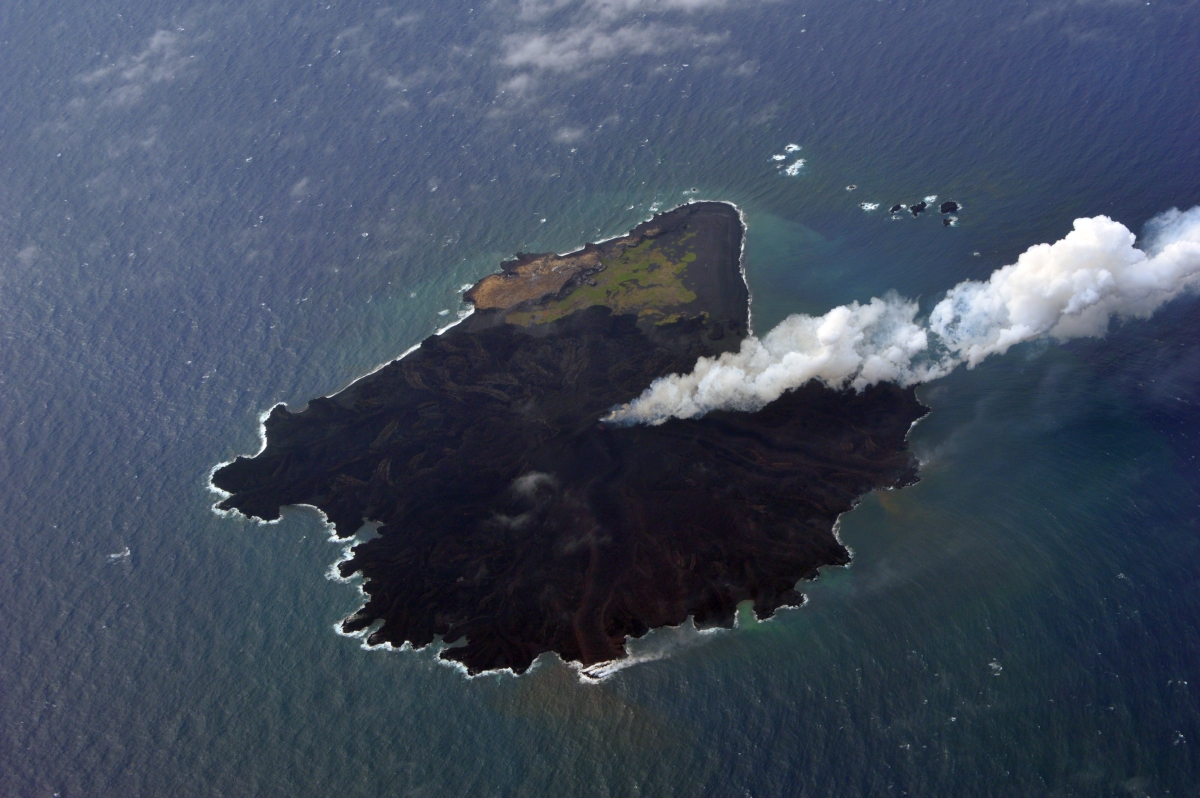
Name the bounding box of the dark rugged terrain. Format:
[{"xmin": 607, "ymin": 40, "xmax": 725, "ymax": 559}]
[{"xmin": 212, "ymin": 202, "xmax": 928, "ymax": 675}]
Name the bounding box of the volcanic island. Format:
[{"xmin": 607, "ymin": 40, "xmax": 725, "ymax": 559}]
[{"xmin": 211, "ymin": 201, "xmax": 928, "ymax": 676}]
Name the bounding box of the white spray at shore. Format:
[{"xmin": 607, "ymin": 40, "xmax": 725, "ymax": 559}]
[{"xmin": 608, "ymin": 207, "xmax": 1200, "ymax": 425}]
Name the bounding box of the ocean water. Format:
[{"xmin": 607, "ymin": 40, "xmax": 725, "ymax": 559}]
[{"xmin": 2, "ymin": 0, "xmax": 1199, "ymax": 794}]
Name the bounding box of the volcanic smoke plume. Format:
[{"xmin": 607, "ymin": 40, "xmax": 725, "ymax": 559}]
[{"xmin": 608, "ymin": 207, "xmax": 1200, "ymax": 425}]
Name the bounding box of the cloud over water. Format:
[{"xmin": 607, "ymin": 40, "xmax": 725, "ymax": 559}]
[{"xmin": 609, "ymin": 207, "xmax": 1200, "ymax": 424}]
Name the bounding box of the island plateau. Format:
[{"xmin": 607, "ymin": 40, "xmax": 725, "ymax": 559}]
[{"xmin": 211, "ymin": 202, "xmax": 928, "ymax": 676}]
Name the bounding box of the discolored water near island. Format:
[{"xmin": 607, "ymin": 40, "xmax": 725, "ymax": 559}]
[{"xmin": 212, "ymin": 202, "xmax": 928, "ymax": 676}]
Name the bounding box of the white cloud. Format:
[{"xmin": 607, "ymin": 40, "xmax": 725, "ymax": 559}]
[
  {"xmin": 552, "ymin": 126, "xmax": 588, "ymax": 143},
  {"xmin": 609, "ymin": 207, "xmax": 1200, "ymax": 425},
  {"xmin": 498, "ymin": 73, "xmax": 540, "ymax": 98},
  {"xmin": 502, "ymin": 22, "xmax": 721, "ymax": 72},
  {"xmin": 496, "ymin": 0, "xmax": 735, "ymax": 82},
  {"xmin": 520, "ymin": 0, "xmax": 732, "ymax": 21},
  {"xmin": 75, "ymin": 29, "xmax": 193, "ymax": 109},
  {"xmin": 16, "ymin": 245, "xmax": 41, "ymax": 267}
]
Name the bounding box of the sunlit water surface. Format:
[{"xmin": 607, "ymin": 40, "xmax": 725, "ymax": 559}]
[{"xmin": 1, "ymin": 0, "xmax": 1198, "ymax": 794}]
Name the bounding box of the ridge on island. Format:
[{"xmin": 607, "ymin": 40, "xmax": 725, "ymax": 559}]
[{"xmin": 211, "ymin": 201, "xmax": 928, "ymax": 677}]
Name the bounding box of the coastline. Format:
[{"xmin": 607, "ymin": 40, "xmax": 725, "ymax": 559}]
[
  {"xmin": 205, "ymin": 199, "xmax": 924, "ymax": 681},
  {"xmin": 205, "ymin": 199, "xmax": 748, "ymax": 522}
]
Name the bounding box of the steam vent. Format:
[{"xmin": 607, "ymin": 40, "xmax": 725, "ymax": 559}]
[{"xmin": 212, "ymin": 202, "xmax": 928, "ymax": 676}]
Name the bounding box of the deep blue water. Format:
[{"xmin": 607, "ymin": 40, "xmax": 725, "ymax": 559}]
[{"xmin": 2, "ymin": 0, "xmax": 1199, "ymax": 794}]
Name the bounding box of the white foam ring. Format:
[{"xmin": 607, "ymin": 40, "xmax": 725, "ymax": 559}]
[{"xmin": 782, "ymin": 159, "xmax": 806, "ymax": 177}]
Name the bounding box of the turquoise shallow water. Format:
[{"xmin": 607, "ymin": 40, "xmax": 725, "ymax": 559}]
[{"xmin": 2, "ymin": 0, "xmax": 1199, "ymax": 794}]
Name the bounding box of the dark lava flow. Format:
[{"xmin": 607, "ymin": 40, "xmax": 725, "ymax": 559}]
[{"xmin": 212, "ymin": 202, "xmax": 928, "ymax": 676}]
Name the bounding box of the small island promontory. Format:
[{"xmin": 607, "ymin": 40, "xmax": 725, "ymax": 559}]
[{"xmin": 211, "ymin": 202, "xmax": 927, "ymax": 676}]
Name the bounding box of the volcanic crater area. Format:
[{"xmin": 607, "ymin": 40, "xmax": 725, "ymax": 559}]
[{"xmin": 212, "ymin": 202, "xmax": 929, "ymax": 676}]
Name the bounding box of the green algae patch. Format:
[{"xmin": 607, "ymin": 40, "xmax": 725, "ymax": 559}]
[{"xmin": 506, "ymin": 235, "xmax": 700, "ymax": 326}]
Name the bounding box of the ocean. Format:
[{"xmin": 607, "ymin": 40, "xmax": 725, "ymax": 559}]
[{"xmin": 2, "ymin": 0, "xmax": 1199, "ymax": 794}]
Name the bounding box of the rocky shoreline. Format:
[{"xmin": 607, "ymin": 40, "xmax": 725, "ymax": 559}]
[{"xmin": 211, "ymin": 202, "xmax": 927, "ymax": 675}]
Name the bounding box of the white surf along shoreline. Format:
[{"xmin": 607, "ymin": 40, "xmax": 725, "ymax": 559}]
[{"xmin": 203, "ymin": 197, "xmax": 910, "ymax": 683}]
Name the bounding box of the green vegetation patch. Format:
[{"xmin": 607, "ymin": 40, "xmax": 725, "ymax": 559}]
[{"xmin": 507, "ymin": 237, "xmax": 700, "ymax": 326}]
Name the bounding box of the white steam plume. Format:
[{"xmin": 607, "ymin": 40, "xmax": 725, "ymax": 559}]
[{"xmin": 608, "ymin": 207, "xmax": 1200, "ymax": 425}]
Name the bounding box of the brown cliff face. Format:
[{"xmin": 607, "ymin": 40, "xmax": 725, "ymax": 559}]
[{"xmin": 212, "ymin": 202, "xmax": 927, "ymax": 675}]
